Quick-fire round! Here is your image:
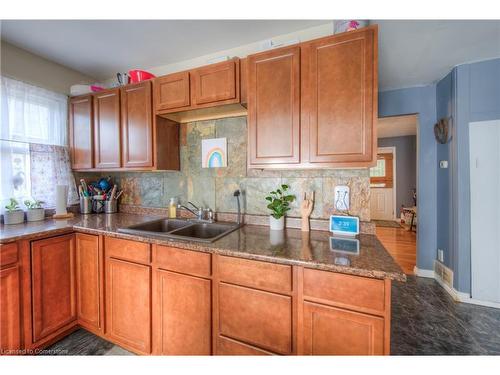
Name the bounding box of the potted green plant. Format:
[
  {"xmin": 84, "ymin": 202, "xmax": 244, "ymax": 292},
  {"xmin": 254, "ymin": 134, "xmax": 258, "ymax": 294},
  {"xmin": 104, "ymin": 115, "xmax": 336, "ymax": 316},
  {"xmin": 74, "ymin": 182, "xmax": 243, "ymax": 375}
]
[
  {"xmin": 3, "ymin": 198, "xmax": 24, "ymax": 225},
  {"xmin": 24, "ymin": 199, "xmax": 45, "ymax": 222},
  {"xmin": 265, "ymin": 184, "xmax": 295, "ymax": 231}
]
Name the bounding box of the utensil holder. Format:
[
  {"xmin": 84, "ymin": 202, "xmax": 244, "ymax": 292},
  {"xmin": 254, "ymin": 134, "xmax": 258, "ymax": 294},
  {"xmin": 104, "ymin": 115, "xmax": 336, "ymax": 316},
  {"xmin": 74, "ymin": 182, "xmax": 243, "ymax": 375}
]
[
  {"xmin": 104, "ymin": 200, "xmax": 117, "ymax": 214},
  {"xmin": 92, "ymin": 198, "xmax": 105, "ymax": 214},
  {"xmin": 80, "ymin": 197, "xmax": 92, "ymax": 214}
]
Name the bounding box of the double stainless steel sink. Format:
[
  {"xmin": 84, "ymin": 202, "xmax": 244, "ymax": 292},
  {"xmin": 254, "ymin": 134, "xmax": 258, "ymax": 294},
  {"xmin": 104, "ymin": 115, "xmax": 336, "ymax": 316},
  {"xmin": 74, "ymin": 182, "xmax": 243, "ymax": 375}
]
[{"xmin": 117, "ymin": 218, "xmax": 240, "ymax": 243}]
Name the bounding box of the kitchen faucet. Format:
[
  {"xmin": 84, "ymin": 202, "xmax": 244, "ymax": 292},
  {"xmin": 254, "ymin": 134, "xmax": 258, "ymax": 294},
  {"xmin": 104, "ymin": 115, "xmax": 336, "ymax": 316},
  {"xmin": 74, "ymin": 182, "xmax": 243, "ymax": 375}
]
[{"xmin": 178, "ymin": 201, "xmax": 214, "ymax": 223}]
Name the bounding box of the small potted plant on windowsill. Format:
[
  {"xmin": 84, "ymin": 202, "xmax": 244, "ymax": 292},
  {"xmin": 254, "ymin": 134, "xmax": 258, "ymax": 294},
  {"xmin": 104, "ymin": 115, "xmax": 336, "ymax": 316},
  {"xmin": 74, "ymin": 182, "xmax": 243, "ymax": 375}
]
[
  {"xmin": 265, "ymin": 184, "xmax": 295, "ymax": 231},
  {"xmin": 24, "ymin": 199, "xmax": 45, "ymax": 222},
  {"xmin": 3, "ymin": 198, "xmax": 25, "ymax": 225}
]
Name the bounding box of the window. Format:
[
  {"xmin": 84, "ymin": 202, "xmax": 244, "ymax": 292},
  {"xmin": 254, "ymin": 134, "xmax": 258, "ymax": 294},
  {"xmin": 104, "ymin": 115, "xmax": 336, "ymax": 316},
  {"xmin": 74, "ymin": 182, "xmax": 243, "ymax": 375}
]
[
  {"xmin": 370, "ymin": 152, "xmax": 393, "ymax": 188},
  {"xmin": 1, "ymin": 76, "xmax": 77, "ymax": 210}
]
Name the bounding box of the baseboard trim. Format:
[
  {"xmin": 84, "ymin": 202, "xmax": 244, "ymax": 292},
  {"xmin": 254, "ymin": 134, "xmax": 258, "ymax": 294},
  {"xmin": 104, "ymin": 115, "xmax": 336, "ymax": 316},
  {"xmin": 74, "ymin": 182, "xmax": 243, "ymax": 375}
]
[
  {"xmin": 413, "ymin": 266, "xmax": 500, "ymax": 309},
  {"xmin": 413, "ymin": 266, "xmax": 434, "ymax": 278}
]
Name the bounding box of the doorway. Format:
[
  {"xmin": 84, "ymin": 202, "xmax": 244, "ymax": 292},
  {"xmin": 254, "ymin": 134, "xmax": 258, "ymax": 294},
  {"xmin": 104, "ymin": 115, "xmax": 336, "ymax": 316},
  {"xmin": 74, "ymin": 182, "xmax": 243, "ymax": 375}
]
[
  {"xmin": 372, "ymin": 114, "xmax": 418, "ymax": 275},
  {"xmin": 470, "ymin": 120, "xmax": 500, "ymax": 304}
]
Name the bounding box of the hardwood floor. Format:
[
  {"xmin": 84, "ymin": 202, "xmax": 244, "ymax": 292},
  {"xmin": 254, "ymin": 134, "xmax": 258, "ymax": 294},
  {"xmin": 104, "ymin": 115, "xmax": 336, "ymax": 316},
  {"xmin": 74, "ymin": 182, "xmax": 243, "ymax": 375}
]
[{"xmin": 376, "ymin": 225, "xmax": 416, "ymax": 275}]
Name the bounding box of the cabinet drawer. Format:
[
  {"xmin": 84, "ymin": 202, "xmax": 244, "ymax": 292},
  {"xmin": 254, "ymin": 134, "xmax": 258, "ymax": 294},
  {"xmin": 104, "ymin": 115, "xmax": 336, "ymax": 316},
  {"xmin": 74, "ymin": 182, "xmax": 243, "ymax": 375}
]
[
  {"xmin": 218, "ymin": 282, "xmax": 292, "ymax": 354},
  {"xmin": 105, "ymin": 237, "xmax": 151, "ymax": 264},
  {"xmin": 217, "ymin": 335, "xmax": 273, "ymax": 356},
  {"xmin": 0, "ymin": 243, "xmax": 18, "ymax": 267},
  {"xmin": 217, "ymin": 256, "xmax": 292, "ymax": 294},
  {"xmin": 303, "ymin": 268, "xmax": 386, "ymax": 314},
  {"xmin": 154, "ymin": 245, "xmax": 211, "ymax": 278}
]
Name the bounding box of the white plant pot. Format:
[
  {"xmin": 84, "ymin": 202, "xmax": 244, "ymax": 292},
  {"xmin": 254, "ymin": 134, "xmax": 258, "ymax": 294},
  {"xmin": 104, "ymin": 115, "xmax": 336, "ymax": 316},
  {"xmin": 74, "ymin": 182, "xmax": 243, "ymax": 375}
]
[
  {"xmin": 3, "ymin": 210, "xmax": 25, "ymax": 225},
  {"xmin": 26, "ymin": 208, "xmax": 45, "ymax": 222},
  {"xmin": 269, "ymin": 215, "xmax": 285, "ymax": 231}
]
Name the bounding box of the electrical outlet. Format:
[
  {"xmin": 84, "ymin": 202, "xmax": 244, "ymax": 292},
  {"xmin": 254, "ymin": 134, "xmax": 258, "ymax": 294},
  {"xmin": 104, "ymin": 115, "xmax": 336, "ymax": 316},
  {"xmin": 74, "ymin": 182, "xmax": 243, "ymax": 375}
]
[{"xmin": 437, "ymin": 249, "xmax": 444, "ymax": 262}]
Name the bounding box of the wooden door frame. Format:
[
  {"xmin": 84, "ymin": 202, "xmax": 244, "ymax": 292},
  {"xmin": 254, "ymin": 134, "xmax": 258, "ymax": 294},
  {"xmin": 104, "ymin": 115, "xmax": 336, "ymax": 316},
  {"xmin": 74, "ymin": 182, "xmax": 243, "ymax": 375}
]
[{"xmin": 373, "ymin": 146, "xmax": 397, "ymax": 220}]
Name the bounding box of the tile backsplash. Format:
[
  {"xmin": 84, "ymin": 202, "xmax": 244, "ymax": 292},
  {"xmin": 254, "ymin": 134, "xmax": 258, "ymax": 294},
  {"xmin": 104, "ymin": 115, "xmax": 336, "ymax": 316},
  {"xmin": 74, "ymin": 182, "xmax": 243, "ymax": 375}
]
[{"xmin": 76, "ymin": 116, "xmax": 371, "ymax": 221}]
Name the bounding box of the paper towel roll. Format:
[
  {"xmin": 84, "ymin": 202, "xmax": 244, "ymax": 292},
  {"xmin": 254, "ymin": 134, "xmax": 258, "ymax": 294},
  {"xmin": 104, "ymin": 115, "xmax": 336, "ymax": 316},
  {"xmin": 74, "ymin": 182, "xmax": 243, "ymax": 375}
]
[{"xmin": 55, "ymin": 185, "xmax": 68, "ymax": 215}]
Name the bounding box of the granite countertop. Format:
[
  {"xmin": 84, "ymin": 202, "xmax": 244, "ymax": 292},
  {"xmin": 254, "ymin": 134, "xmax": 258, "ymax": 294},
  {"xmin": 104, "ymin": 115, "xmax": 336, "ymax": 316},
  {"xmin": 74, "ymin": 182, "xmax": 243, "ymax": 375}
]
[{"xmin": 0, "ymin": 213, "xmax": 406, "ymax": 282}]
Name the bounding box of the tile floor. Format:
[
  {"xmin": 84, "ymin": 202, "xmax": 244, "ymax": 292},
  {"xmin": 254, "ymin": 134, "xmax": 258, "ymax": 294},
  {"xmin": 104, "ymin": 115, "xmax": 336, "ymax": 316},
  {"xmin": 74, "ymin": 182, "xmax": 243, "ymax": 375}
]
[{"xmin": 44, "ymin": 275, "xmax": 500, "ymax": 355}]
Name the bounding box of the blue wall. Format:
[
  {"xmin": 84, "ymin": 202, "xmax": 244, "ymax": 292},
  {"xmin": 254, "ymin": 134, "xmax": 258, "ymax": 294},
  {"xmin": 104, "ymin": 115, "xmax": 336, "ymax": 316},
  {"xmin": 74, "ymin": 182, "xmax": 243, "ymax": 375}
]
[
  {"xmin": 381, "ymin": 58, "xmax": 500, "ymax": 293},
  {"xmin": 378, "ymin": 136, "xmax": 417, "ymax": 211},
  {"xmin": 379, "ymin": 85, "xmax": 437, "ymax": 272},
  {"xmin": 436, "ymin": 71, "xmax": 454, "ymax": 268},
  {"xmin": 451, "ymin": 58, "xmax": 500, "ymax": 293}
]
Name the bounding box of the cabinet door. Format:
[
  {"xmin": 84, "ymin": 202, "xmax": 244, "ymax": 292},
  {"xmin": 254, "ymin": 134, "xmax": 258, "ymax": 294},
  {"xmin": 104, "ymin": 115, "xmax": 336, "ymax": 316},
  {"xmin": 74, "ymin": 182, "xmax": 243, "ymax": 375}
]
[
  {"xmin": 0, "ymin": 265, "xmax": 21, "ymax": 353},
  {"xmin": 94, "ymin": 88, "xmax": 121, "ymax": 169},
  {"xmin": 106, "ymin": 258, "xmax": 151, "ymax": 354},
  {"xmin": 191, "ymin": 59, "xmax": 238, "ymax": 105},
  {"xmin": 31, "ymin": 234, "xmax": 76, "ymax": 342},
  {"xmin": 121, "ymin": 81, "xmax": 153, "ymax": 168},
  {"xmin": 154, "ymin": 270, "xmax": 211, "ymax": 355},
  {"xmin": 69, "ymin": 95, "xmax": 93, "ymax": 169},
  {"xmin": 217, "ymin": 282, "xmax": 292, "ymax": 355},
  {"xmin": 76, "ymin": 233, "xmax": 102, "ymax": 332},
  {"xmin": 154, "ymin": 71, "xmax": 190, "ymax": 112},
  {"xmin": 303, "ymin": 302, "xmax": 384, "ymax": 355},
  {"xmin": 305, "ymin": 27, "xmax": 377, "ymax": 165},
  {"xmin": 248, "ymin": 45, "xmax": 301, "ymax": 166}
]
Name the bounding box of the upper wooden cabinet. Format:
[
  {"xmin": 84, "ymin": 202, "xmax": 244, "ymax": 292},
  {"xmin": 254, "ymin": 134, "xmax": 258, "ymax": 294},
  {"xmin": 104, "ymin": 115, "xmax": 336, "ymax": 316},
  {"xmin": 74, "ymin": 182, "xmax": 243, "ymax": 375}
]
[
  {"xmin": 69, "ymin": 95, "xmax": 93, "ymax": 169},
  {"xmin": 121, "ymin": 81, "xmax": 153, "ymax": 168},
  {"xmin": 70, "ymin": 84, "xmax": 179, "ymax": 171},
  {"xmin": 153, "ymin": 58, "xmax": 241, "ymax": 115},
  {"xmin": 191, "ymin": 59, "xmax": 238, "ymax": 106},
  {"xmin": 247, "ymin": 45, "xmax": 301, "ymax": 166},
  {"xmin": 304, "ymin": 27, "xmax": 376, "ymax": 165},
  {"xmin": 93, "ymin": 88, "xmax": 121, "ymax": 169},
  {"xmin": 154, "ymin": 71, "xmax": 191, "ymax": 112},
  {"xmin": 247, "ymin": 25, "xmax": 378, "ymax": 169},
  {"xmin": 31, "ymin": 234, "xmax": 76, "ymax": 343}
]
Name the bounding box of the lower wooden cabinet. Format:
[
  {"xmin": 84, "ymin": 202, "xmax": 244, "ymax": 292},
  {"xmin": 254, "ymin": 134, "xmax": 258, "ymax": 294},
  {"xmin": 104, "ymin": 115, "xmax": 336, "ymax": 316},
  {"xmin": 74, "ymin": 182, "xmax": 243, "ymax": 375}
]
[
  {"xmin": 31, "ymin": 235, "xmax": 76, "ymax": 343},
  {"xmin": 303, "ymin": 302, "xmax": 385, "ymax": 355},
  {"xmin": 105, "ymin": 257, "xmax": 152, "ymax": 354},
  {"xmin": 153, "ymin": 269, "xmax": 211, "ymax": 355},
  {"xmin": 75, "ymin": 233, "xmax": 102, "ymax": 333},
  {"xmin": 0, "ymin": 264, "xmax": 21, "ymax": 354},
  {"xmin": 217, "ymin": 282, "xmax": 292, "ymax": 355}
]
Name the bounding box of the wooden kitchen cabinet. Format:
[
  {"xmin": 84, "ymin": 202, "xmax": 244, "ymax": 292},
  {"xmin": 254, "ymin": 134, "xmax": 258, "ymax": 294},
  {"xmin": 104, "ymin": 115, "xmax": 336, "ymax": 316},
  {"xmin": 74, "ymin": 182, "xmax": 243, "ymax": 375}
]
[
  {"xmin": 121, "ymin": 81, "xmax": 154, "ymax": 168},
  {"xmin": 303, "ymin": 302, "xmax": 384, "ymax": 355},
  {"xmin": 154, "ymin": 270, "xmax": 211, "ymax": 355},
  {"xmin": 75, "ymin": 233, "xmax": 102, "ymax": 333},
  {"xmin": 31, "ymin": 234, "xmax": 76, "ymax": 343},
  {"xmin": 247, "ymin": 45, "xmax": 301, "ymax": 166},
  {"xmin": 93, "ymin": 88, "xmax": 121, "ymax": 169},
  {"xmin": 303, "ymin": 26, "xmax": 377, "ymax": 166},
  {"xmin": 69, "ymin": 95, "xmax": 93, "ymax": 170},
  {"xmin": 0, "ymin": 243, "xmax": 21, "ymax": 354},
  {"xmin": 247, "ymin": 25, "xmax": 378, "ymax": 169},
  {"xmin": 105, "ymin": 254, "xmax": 151, "ymax": 354},
  {"xmin": 191, "ymin": 59, "xmax": 239, "ymax": 106},
  {"xmin": 154, "ymin": 71, "xmax": 191, "ymax": 112}
]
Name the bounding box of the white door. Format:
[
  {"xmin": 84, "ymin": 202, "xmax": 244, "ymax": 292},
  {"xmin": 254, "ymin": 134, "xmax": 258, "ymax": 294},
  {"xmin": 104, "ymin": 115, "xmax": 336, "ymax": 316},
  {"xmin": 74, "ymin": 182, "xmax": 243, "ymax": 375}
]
[
  {"xmin": 470, "ymin": 120, "xmax": 500, "ymax": 303},
  {"xmin": 370, "ymin": 188, "xmax": 394, "ymax": 220}
]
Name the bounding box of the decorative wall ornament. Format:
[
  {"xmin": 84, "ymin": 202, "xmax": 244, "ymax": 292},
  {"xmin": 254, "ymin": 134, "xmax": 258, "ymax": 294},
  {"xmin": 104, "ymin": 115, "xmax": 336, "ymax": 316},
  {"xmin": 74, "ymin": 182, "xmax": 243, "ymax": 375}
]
[
  {"xmin": 434, "ymin": 117, "xmax": 453, "ymax": 144},
  {"xmin": 202, "ymin": 137, "xmax": 227, "ymax": 168}
]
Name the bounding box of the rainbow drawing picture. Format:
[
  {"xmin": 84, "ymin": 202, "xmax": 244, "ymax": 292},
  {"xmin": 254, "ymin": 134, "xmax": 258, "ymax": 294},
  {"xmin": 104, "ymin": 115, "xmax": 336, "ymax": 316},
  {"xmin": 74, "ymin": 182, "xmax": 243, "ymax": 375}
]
[{"xmin": 202, "ymin": 138, "xmax": 227, "ymax": 168}]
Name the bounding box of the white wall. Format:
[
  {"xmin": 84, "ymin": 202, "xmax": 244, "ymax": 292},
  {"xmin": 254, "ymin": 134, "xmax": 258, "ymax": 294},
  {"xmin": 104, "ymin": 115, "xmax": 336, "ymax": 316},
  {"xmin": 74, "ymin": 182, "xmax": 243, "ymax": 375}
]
[
  {"xmin": 0, "ymin": 41, "xmax": 96, "ymax": 95},
  {"xmin": 103, "ymin": 22, "xmax": 335, "ymax": 86}
]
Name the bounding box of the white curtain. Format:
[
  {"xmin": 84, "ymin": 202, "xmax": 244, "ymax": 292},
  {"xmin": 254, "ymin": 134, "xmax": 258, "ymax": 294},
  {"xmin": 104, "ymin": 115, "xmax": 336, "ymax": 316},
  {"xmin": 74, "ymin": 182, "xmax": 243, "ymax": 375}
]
[{"xmin": 1, "ymin": 76, "xmax": 76, "ymax": 210}]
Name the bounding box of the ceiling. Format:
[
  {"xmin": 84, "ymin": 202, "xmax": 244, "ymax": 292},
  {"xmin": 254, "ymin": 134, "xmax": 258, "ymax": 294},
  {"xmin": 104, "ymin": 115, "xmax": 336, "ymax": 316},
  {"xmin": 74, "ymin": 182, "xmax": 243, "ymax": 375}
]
[
  {"xmin": 1, "ymin": 20, "xmax": 499, "ymax": 89},
  {"xmin": 0, "ymin": 20, "xmax": 328, "ymax": 80},
  {"xmin": 378, "ymin": 115, "xmax": 417, "ymax": 138},
  {"xmin": 375, "ymin": 20, "xmax": 500, "ymax": 90}
]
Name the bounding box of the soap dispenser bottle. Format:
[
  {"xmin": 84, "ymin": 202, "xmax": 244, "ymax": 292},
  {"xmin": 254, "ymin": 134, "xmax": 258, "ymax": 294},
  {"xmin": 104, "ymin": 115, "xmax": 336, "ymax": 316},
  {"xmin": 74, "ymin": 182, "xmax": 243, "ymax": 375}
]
[{"xmin": 169, "ymin": 197, "xmax": 177, "ymax": 218}]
